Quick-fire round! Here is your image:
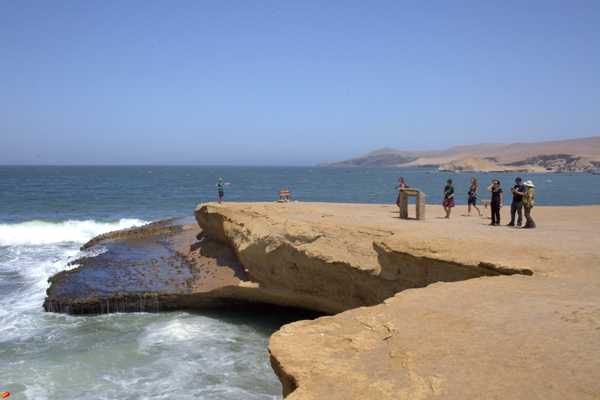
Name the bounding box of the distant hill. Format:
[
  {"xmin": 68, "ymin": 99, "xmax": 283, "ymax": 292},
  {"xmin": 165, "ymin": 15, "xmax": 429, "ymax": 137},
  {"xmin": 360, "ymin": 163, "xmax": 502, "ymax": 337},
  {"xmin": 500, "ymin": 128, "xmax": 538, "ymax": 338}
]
[
  {"xmin": 325, "ymin": 136, "xmax": 600, "ymax": 173},
  {"xmin": 325, "ymin": 148, "xmax": 422, "ymax": 167}
]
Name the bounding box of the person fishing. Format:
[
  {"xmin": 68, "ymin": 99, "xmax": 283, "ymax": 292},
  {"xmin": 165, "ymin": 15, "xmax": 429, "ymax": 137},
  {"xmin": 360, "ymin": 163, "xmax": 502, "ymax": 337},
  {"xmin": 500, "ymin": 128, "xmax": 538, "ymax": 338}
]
[
  {"xmin": 522, "ymin": 180, "xmax": 536, "ymax": 228},
  {"xmin": 216, "ymin": 178, "xmax": 225, "ymax": 203}
]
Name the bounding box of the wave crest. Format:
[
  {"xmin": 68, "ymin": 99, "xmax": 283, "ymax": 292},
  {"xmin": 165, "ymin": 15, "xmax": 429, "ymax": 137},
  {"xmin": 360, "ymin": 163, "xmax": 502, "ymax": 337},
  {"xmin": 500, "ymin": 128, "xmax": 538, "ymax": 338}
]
[{"xmin": 0, "ymin": 219, "xmax": 148, "ymax": 246}]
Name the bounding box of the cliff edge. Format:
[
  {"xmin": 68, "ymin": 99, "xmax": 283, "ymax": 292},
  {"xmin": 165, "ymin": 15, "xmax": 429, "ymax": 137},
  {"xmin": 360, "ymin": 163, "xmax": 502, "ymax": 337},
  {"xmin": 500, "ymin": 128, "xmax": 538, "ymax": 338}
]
[{"xmin": 196, "ymin": 203, "xmax": 600, "ymax": 399}]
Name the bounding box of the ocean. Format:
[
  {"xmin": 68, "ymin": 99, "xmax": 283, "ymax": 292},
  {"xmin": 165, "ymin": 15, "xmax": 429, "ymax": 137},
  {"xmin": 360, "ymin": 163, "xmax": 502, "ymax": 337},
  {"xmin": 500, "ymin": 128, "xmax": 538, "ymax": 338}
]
[{"xmin": 1, "ymin": 166, "xmax": 599, "ymax": 399}]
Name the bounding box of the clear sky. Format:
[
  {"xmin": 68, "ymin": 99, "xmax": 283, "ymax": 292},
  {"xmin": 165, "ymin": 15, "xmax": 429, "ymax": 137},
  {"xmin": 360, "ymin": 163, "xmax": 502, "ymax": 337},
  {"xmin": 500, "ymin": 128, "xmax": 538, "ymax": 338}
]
[{"xmin": 1, "ymin": 1, "xmax": 599, "ymax": 165}]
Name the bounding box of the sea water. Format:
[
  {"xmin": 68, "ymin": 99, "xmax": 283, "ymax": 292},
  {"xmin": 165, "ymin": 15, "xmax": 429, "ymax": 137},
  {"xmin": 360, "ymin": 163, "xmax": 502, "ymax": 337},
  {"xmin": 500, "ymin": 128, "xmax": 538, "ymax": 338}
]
[{"xmin": 1, "ymin": 166, "xmax": 599, "ymax": 399}]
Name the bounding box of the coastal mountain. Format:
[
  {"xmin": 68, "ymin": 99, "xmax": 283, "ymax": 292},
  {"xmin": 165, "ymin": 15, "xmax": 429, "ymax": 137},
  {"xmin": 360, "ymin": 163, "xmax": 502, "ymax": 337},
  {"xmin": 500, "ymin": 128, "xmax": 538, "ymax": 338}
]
[
  {"xmin": 326, "ymin": 136, "xmax": 600, "ymax": 173},
  {"xmin": 324, "ymin": 148, "xmax": 424, "ymax": 168}
]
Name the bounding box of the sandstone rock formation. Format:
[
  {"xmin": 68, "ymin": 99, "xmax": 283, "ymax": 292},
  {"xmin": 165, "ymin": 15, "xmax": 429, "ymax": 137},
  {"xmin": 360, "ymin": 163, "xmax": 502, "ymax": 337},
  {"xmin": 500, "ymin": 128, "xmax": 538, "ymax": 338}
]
[
  {"xmin": 195, "ymin": 203, "xmax": 531, "ymax": 314},
  {"xmin": 196, "ymin": 202, "xmax": 600, "ymax": 399},
  {"xmin": 260, "ymin": 203, "xmax": 600, "ymax": 399},
  {"xmin": 438, "ymin": 156, "xmax": 541, "ymax": 173}
]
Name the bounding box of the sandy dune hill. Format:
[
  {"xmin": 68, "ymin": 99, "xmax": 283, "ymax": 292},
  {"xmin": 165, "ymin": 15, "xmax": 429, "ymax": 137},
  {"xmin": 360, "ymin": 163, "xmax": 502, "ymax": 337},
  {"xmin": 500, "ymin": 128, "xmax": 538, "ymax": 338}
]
[{"xmin": 328, "ymin": 136, "xmax": 600, "ymax": 172}]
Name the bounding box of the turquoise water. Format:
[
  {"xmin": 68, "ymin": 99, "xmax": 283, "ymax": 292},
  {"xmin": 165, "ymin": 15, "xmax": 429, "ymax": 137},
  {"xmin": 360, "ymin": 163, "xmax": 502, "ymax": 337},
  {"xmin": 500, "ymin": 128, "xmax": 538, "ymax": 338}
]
[{"xmin": 1, "ymin": 166, "xmax": 599, "ymax": 399}]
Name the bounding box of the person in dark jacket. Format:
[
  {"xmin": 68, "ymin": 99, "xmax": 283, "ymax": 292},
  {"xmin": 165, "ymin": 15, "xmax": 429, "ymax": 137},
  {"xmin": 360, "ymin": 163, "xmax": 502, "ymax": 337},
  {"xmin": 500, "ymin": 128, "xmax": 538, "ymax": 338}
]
[
  {"xmin": 507, "ymin": 177, "xmax": 526, "ymax": 227},
  {"xmin": 487, "ymin": 179, "xmax": 503, "ymax": 226}
]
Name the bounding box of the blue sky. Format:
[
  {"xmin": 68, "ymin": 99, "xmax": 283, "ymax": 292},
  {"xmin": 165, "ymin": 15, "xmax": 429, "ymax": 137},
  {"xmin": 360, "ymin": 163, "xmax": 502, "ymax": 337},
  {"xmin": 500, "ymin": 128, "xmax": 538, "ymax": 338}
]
[{"xmin": 1, "ymin": 1, "xmax": 599, "ymax": 165}]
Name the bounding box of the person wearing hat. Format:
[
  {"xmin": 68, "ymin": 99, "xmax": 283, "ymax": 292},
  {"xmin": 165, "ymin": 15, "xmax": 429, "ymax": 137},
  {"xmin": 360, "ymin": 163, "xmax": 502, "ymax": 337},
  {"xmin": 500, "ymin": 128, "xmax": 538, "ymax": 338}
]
[{"xmin": 522, "ymin": 180, "xmax": 536, "ymax": 228}]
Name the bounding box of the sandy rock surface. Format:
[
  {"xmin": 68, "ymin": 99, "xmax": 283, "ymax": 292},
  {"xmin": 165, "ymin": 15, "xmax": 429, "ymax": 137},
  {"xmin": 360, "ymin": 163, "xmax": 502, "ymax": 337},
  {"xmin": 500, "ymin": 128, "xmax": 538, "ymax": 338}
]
[{"xmin": 197, "ymin": 202, "xmax": 600, "ymax": 399}]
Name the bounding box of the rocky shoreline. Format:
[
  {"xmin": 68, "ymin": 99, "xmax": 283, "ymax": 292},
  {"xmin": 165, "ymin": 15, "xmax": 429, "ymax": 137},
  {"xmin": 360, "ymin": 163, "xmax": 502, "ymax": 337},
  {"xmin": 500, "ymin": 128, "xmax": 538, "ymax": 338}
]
[{"xmin": 44, "ymin": 202, "xmax": 600, "ymax": 399}]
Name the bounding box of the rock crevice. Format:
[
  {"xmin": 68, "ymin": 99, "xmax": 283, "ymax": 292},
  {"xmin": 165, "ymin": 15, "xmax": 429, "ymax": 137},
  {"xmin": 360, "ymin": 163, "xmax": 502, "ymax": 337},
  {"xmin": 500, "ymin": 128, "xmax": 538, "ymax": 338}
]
[{"xmin": 195, "ymin": 204, "xmax": 532, "ymax": 315}]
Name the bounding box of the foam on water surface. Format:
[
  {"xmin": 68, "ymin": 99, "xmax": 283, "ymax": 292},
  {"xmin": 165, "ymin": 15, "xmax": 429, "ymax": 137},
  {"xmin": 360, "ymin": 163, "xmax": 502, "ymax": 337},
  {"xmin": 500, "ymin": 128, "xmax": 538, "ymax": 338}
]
[
  {"xmin": 0, "ymin": 219, "xmax": 147, "ymax": 246},
  {"xmin": 0, "ymin": 218, "xmax": 283, "ymax": 399}
]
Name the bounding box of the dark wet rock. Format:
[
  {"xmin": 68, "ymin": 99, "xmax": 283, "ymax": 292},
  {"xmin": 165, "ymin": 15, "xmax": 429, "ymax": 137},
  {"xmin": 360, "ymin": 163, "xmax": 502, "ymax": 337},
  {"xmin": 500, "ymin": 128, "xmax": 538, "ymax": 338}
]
[
  {"xmin": 44, "ymin": 218, "xmax": 250, "ymax": 314},
  {"xmin": 80, "ymin": 219, "xmax": 181, "ymax": 250}
]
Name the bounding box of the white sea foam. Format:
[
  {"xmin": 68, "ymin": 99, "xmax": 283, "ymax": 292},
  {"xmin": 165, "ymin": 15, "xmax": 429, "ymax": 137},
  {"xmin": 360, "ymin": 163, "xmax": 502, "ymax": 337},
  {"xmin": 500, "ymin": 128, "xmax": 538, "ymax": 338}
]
[
  {"xmin": 0, "ymin": 218, "xmax": 147, "ymax": 343},
  {"xmin": 138, "ymin": 317, "xmax": 228, "ymax": 352},
  {"xmin": 0, "ymin": 219, "xmax": 148, "ymax": 246},
  {"xmin": 0, "ymin": 216, "xmax": 282, "ymax": 399}
]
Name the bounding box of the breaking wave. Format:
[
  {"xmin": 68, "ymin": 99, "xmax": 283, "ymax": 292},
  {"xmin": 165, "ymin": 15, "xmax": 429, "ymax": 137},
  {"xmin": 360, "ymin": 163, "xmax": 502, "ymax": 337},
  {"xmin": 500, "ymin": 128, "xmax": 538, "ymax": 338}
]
[{"xmin": 0, "ymin": 219, "xmax": 148, "ymax": 246}]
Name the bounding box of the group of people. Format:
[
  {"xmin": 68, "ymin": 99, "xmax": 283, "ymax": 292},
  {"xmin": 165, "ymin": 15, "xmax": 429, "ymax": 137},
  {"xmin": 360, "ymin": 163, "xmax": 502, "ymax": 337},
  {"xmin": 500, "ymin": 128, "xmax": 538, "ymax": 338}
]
[
  {"xmin": 219, "ymin": 174, "xmax": 537, "ymax": 228},
  {"xmin": 398, "ymin": 176, "xmax": 537, "ymax": 228}
]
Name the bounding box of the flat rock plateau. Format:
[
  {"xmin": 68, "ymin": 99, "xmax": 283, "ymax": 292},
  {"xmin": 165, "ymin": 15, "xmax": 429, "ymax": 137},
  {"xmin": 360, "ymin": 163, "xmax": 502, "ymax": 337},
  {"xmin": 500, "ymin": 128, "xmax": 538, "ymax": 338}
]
[{"xmin": 45, "ymin": 203, "xmax": 600, "ymax": 399}]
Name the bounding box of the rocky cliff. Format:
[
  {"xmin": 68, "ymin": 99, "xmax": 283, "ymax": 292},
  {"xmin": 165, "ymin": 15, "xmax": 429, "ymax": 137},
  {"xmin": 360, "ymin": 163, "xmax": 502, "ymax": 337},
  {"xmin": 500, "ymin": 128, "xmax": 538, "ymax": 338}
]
[
  {"xmin": 44, "ymin": 202, "xmax": 600, "ymax": 399},
  {"xmin": 194, "ymin": 203, "xmax": 531, "ymax": 314},
  {"xmin": 197, "ymin": 203, "xmax": 600, "ymax": 399}
]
